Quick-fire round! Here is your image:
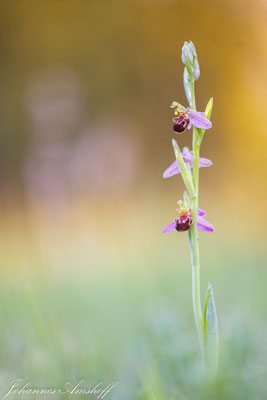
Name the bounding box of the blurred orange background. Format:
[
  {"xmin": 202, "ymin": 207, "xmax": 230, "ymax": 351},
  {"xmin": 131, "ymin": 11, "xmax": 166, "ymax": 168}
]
[{"xmin": 0, "ymin": 0, "xmax": 266, "ymax": 277}]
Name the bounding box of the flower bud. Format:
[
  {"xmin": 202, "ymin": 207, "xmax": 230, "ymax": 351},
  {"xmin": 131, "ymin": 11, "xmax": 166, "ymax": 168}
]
[{"xmin": 181, "ymin": 41, "xmax": 200, "ymax": 81}]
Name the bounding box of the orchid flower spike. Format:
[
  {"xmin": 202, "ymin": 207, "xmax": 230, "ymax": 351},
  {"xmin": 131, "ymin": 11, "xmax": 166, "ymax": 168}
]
[
  {"xmin": 170, "ymin": 102, "xmax": 212, "ymax": 133},
  {"xmin": 162, "ymin": 201, "xmax": 214, "ymax": 233},
  {"xmin": 163, "ymin": 147, "xmax": 212, "ymax": 179}
]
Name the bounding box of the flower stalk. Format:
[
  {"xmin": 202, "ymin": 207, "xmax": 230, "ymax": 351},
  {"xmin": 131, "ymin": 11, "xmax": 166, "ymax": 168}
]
[
  {"xmin": 188, "ymin": 73, "xmax": 204, "ymax": 353},
  {"xmin": 183, "ymin": 48, "xmax": 204, "ymax": 352},
  {"xmin": 191, "ymin": 126, "xmax": 204, "ymax": 353},
  {"xmin": 162, "ymin": 41, "xmax": 218, "ymax": 371}
]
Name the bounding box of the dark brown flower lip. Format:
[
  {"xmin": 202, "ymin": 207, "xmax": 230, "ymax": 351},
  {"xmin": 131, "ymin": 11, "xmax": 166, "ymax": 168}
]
[
  {"xmin": 174, "ymin": 214, "xmax": 194, "ymax": 232},
  {"xmin": 173, "ymin": 114, "xmax": 190, "ymax": 133}
]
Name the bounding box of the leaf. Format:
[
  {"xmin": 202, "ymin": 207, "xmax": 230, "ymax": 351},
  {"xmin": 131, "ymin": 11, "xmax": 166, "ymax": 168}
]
[
  {"xmin": 198, "ymin": 98, "xmax": 213, "ymax": 145},
  {"xmin": 172, "ymin": 139, "xmax": 195, "ymax": 199},
  {"xmin": 203, "ymin": 282, "xmax": 219, "ymax": 373}
]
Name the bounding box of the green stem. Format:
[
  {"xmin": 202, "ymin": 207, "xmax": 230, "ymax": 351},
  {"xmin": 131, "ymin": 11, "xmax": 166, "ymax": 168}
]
[
  {"xmin": 191, "ymin": 127, "xmax": 204, "ymax": 354},
  {"xmin": 187, "ymin": 79, "xmax": 204, "ymax": 355}
]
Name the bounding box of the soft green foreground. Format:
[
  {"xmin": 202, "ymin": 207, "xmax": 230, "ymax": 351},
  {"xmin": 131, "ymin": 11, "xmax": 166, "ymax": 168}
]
[
  {"xmin": 0, "ymin": 208, "xmax": 266, "ymax": 399},
  {"xmin": 0, "ymin": 242, "xmax": 267, "ymax": 400}
]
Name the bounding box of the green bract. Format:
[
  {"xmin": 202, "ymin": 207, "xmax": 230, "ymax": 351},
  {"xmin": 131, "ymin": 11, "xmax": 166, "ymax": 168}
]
[
  {"xmin": 198, "ymin": 97, "xmax": 214, "ymax": 145},
  {"xmin": 172, "ymin": 139, "xmax": 195, "ymax": 199},
  {"xmin": 203, "ymin": 283, "xmax": 219, "ymax": 373}
]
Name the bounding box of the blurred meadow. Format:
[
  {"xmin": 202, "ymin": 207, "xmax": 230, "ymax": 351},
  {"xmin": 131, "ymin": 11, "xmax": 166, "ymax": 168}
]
[{"xmin": 0, "ymin": 0, "xmax": 267, "ymax": 398}]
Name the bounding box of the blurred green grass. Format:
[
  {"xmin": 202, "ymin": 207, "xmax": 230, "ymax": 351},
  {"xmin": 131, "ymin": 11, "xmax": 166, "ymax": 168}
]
[{"xmin": 0, "ymin": 215, "xmax": 267, "ymax": 400}]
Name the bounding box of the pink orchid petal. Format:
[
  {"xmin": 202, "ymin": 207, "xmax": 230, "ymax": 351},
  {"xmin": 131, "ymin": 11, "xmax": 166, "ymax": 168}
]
[
  {"xmin": 197, "ymin": 215, "xmax": 214, "ymax": 232},
  {"xmin": 162, "ymin": 222, "xmax": 176, "ymax": 234},
  {"xmin": 163, "ymin": 155, "xmax": 212, "ymax": 179},
  {"xmin": 197, "ymin": 208, "xmax": 206, "ymax": 217},
  {"xmin": 199, "ymin": 157, "xmax": 213, "ymax": 167},
  {"xmin": 163, "ymin": 160, "xmax": 180, "ymax": 178},
  {"xmin": 188, "ymin": 109, "xmax": 212, "ymax": 130}
]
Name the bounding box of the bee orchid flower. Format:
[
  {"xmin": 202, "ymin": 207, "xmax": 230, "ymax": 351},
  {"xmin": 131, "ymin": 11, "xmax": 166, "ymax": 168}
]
[
  {"xmin": 171, "ymin": 102, "xmax": 212, "ymax": 133},
  {"xmin": 163, "ymin": 147, "xmax": 212, "ymax": 179},
  {"xmin": 162, "ymin": 202, "xmax": 214, "ymax": 233}
]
